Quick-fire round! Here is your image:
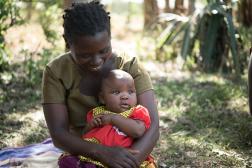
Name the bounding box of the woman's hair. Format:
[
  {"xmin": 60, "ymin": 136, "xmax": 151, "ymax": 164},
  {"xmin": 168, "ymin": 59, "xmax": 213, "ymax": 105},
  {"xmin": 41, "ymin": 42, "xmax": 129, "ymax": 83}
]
[{"xmin": 63, "ymin": 1, "xmax": 111, "ymax": 45}]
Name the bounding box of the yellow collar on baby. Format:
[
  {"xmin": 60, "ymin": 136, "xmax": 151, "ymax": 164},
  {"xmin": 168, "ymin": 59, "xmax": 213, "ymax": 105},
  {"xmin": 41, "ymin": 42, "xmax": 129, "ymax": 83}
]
[{"xmin": 92, "ymin": 106, "xmax": 134, "ymax": 118}]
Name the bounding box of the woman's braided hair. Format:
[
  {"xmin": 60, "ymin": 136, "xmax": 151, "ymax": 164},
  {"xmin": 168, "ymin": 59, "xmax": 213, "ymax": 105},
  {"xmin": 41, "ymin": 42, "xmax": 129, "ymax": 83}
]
[{"xmin": 63, "ymin": 1, "xmax": 110, "ymax": 45}]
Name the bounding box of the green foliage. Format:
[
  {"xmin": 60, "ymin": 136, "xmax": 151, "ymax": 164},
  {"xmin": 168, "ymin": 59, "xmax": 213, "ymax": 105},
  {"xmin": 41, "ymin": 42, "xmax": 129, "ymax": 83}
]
[
  {"xmin": 0, "ymin": 48, "xmax": 59, "ymax": 109},
  {"xmin": 154, "ymin": 0, "xmax": 241, "ymax": 76},
  {"xmin": 0, "ymin": 45, "xmax": 9, "ymax": 72},
  {"xmin": 0, "ymin": 1, "xmax": 64, "ymax": 110},
  {"xmin": 21, "ymin": 1, "xmax": 63, "ymax": 45},
  {"xmin": 38, "ymin": 3, "xmax": 62, "ymax": 45},
  {"xmin": 0, "ymin": 0, "xmax": 22, "ymax": 72},
  {"xmin": 0, "ymin": 1, "xmax": 63, "ymax": 148},
  {"xmin": 20, "ymin": 49, "xmax": 55, "ymax": 86}
]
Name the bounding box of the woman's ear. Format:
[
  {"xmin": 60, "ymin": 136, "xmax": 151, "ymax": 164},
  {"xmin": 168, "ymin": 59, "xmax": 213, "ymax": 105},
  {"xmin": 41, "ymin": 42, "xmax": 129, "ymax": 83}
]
[
  {"xmin": 99, "ymin": 92, "xmax": 105, "ymax": 104},
  {"xmin": 63, "ymin": 34, "xmax": 70, "ymax": 50}
]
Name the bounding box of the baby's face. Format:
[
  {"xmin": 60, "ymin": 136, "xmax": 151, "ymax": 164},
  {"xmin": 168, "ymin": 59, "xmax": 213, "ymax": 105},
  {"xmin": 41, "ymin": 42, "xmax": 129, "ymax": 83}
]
[{"xmin": 100, "ymin": 76, "xmax": 137, "ymax": 113}]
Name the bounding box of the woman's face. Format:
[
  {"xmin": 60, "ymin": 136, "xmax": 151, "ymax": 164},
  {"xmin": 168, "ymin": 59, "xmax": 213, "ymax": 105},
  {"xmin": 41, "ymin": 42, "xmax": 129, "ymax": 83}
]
[{"xmin": 69, "ymin": 31, "xmax": 112, "ymax": 72}]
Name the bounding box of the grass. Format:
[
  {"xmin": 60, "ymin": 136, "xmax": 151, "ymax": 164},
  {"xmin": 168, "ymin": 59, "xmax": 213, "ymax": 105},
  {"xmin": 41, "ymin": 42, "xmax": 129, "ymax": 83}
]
[
  {"xmin": 153, "ymin": 72, "xmax": 252, "ymax": 167},
  {"xmin": 0, "ymin": 62, "xmax": 49, "ymax": 149}
]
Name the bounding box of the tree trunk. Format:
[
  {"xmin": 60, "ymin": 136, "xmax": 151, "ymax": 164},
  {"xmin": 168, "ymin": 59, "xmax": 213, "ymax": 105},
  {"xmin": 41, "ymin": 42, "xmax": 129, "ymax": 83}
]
[
  {"xmin": 26, "ymin": 2, "xmax": 33, "ymax": 20},
  {"xmin": 238, "ymin": 0, "xmax": 252, "ymax": 27},
  {"xmin": 143, "ymin": 0, "xmax": 159, "ymax": 29},
  {"xmin": 64, "ymin": 0, "xmax": 73, "ymax": 9},
  {"xmin": 188, "ymin": 0, "xmax": 195, "ymax": 15},
  {"xmin": 174, "ymin": 0, "xmax": 184, "ymax": 14},
  {"xmin": 164, "ymin": 0, "xmax": 171, "ymax": 13}
]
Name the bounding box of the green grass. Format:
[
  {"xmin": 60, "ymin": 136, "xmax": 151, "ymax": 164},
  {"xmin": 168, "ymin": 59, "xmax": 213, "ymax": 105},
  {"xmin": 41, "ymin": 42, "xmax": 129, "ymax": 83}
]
[
  {"xmin": 153, "ymin": 73, "xmax": 252, "ymax": 167},
  {"xmin": 0, "ymin": 62, "xmax": 49, "ymax": 149}
]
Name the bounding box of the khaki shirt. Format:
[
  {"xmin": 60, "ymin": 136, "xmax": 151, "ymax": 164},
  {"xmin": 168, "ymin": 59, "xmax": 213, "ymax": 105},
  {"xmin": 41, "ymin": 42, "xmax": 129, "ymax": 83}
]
[{"xmin": 42, "ymin": 52, "xmax": 153, "ymax": 133}]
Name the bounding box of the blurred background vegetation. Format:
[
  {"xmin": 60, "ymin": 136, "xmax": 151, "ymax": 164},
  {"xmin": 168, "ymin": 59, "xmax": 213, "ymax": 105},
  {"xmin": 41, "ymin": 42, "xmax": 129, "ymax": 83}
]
[
  {"xmin": 0, "ymin": 0, "xmax": 251, "ymax": 86},
  {"xmin": 0, "ymin": 0, "xmax": 252, "ymax": 167}
]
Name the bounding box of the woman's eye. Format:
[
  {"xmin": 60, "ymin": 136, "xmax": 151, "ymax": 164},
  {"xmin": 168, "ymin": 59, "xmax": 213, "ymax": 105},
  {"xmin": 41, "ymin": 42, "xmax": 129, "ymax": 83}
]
[
  {"xmin": 100, "ymin": 47, "xmax": 110, "ymax": 54},
  {"xmin": 76, "ymin": 54, "xmax": 91, "ymax": 60}
]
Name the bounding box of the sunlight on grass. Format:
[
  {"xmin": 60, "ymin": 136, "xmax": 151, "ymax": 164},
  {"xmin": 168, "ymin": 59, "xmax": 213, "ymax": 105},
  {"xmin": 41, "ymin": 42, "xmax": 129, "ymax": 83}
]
[
  {"xmin": 0, "ymin": 107, "xmax": 48, "ymax": 148},
  {"xmin": 193, "ymin": 74, "xmax": 226, "ymax": 84},
  {"xmin": 154, "ymin": 71, "xmax": 252, "ymax": 167},
  {"xmin": 168, "ymin": 134, "xmax": 247, "ymax": 166}
]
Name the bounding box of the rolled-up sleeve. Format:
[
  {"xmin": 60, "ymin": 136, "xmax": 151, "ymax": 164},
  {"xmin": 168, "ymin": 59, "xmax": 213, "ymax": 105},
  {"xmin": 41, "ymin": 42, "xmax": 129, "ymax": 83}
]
[
  {"xmin": 123, "ymin": 57, "xmax": 153, "ymax": 95},
  {"xmin": 42, "ymin": 66, "xmax": 66, "ymax": 104}
]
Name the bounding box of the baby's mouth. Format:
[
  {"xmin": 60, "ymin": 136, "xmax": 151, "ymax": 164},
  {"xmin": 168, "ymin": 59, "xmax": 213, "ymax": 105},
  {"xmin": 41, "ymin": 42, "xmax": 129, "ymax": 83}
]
[{"xmin": 120, "ymin": 103, "xmax": 131, "ymax": 109}]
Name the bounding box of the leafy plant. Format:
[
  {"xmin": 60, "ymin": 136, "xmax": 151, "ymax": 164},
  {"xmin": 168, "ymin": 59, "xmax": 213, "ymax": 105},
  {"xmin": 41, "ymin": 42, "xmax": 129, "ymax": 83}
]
[
  {"xmin": 0, "ymin": 0, "xmax": 22, "ymax": 73},
  {"xmin": 21, "ymin": 48, "xmax": 59, "ymax": 86},
  {"xmin": 155, "ymin": 0, "xmax": 241, "ymax": 76},
  {"xmin": 38, "ymin": 3, "xmax": 62, "ymax": 45}
]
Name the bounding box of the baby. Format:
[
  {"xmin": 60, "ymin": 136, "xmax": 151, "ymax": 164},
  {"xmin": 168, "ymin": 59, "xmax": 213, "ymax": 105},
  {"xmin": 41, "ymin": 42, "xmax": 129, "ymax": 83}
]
[{"xmin": 80, "ymin": 69, "xmax": 156, "ymax": 167}]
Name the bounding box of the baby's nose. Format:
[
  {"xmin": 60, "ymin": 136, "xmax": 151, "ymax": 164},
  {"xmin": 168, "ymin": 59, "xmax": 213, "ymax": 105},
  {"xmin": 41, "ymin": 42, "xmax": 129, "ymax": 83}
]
[{"xmin": 121, "ymin": 94, "xmax": 129, "ymax": 100}]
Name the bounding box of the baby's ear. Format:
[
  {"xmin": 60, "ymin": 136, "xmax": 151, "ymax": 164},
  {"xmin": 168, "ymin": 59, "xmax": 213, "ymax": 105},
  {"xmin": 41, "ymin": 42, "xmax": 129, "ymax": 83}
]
[{"xmin": 98, "ymin": 92, "xmax": 105, "ymax": 104}]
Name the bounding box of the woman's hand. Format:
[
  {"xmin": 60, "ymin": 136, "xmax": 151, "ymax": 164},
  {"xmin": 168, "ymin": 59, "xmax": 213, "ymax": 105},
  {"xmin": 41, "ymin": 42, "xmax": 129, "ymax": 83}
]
[{"xmin": 98, "ymin": 146, "xmax": 140, "ymax": 168}]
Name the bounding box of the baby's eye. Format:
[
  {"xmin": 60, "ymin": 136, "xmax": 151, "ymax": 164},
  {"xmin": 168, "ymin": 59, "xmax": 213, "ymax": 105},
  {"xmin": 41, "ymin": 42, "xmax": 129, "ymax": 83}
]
[
  {"xmin": 128, "ymin": 90, "xmax": 135, "ymax": 94},
  {"xmin": 111, "ymin": 90, "xmax": 120, "ymax": 94}
]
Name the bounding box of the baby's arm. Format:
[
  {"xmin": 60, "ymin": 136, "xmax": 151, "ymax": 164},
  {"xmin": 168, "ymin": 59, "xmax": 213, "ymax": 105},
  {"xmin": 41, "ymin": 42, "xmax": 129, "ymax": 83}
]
[{"xmin": 97, "ymin": 114, "xmax": 146, "ymax": 138}]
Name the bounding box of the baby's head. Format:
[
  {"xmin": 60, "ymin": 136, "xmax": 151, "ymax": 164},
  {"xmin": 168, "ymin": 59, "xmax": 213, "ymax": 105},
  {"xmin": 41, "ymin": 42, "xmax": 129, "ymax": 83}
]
[{"xmin": 99, "ymin": 69, "xmax": 137, "ymax": 113}]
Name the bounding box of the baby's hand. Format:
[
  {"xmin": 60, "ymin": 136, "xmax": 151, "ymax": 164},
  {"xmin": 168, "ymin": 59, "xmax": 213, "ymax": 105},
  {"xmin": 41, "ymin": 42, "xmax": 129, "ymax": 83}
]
[
  {"xmin": 89, "ymin": 117, "xmax": 103, "ymax": 128},
  {"xmin": 96, "ymin": 114, "xmax": 116, "ymax": 125}
]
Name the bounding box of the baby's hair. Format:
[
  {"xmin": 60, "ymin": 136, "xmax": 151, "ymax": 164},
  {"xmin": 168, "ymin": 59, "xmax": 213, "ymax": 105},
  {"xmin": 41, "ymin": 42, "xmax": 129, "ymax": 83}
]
[
  {"xmin": 63, "ymin": 1, "xmax": 111, "ymax": 44},
  {"xmin": 101, "ymin": 69, "xmax": 133, "ymax": 88}
]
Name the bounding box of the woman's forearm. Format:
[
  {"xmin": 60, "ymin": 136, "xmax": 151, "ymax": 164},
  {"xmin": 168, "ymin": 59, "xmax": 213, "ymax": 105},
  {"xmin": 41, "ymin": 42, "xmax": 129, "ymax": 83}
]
[
  {"xmin": 133, "ymin": 90, "xmax": 160, "ymax": 162},
  {"xmin": 51, "ymin": 128, "xmax": 104, "ymax": 160},
  {"xmin": 130, "ymin": 120, "xmax": 159, "ymax": 162},
  {"xmin": 43, "ymin": 104, "xmax": 104, "ymax": 161}
]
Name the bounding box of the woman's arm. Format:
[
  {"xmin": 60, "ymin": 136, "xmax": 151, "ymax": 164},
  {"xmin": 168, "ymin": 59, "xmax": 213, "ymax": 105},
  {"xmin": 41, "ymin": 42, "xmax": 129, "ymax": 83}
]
[
  {"xmin": 131, "ymin": 90, "xmax": 160, "ymax": 163},
  {"xmin": 43, "ymin": 103, "xmax": 140, "ymax": 168},
  {"xmin": 43, "ymin": 104, "xmax": 103, "ymax": 156}
]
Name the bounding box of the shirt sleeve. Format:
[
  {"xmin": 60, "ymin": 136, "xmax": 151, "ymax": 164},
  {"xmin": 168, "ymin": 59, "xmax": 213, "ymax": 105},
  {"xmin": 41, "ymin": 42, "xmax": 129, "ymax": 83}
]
[
  {"xmin": 122, "ymin": 57, "xmax": 153, "ymax": 95},
  {"xmin": 129, "ymin": 105, "xmax": 151, "ymax": 130},
  {"xmin": 41, "ymin": 66, "xmax": 66, "ymax": 104}
]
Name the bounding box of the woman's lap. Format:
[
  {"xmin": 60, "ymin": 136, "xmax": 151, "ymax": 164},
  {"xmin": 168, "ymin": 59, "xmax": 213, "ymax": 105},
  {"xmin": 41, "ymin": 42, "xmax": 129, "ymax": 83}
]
[
  {"xmin": 58, "ymin": 153, "xmax": 157, "ymax": 168},
  {"xmin": 58, "ymin": 154, "xmax": 98, "ymax": 168}
]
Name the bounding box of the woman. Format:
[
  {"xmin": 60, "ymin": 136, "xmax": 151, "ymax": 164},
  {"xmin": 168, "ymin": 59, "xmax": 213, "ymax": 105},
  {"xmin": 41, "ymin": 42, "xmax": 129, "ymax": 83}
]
[{"xmin": 42, "ymin": 1, "xmax": 159, "ymax": 167}]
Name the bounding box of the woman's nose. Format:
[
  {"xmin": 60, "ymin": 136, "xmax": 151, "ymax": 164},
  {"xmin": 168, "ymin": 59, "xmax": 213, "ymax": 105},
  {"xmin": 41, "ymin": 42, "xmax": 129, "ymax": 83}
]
[{"xmin": 91, "ymin": 54, "xmax": 102, "ymax": 66}]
